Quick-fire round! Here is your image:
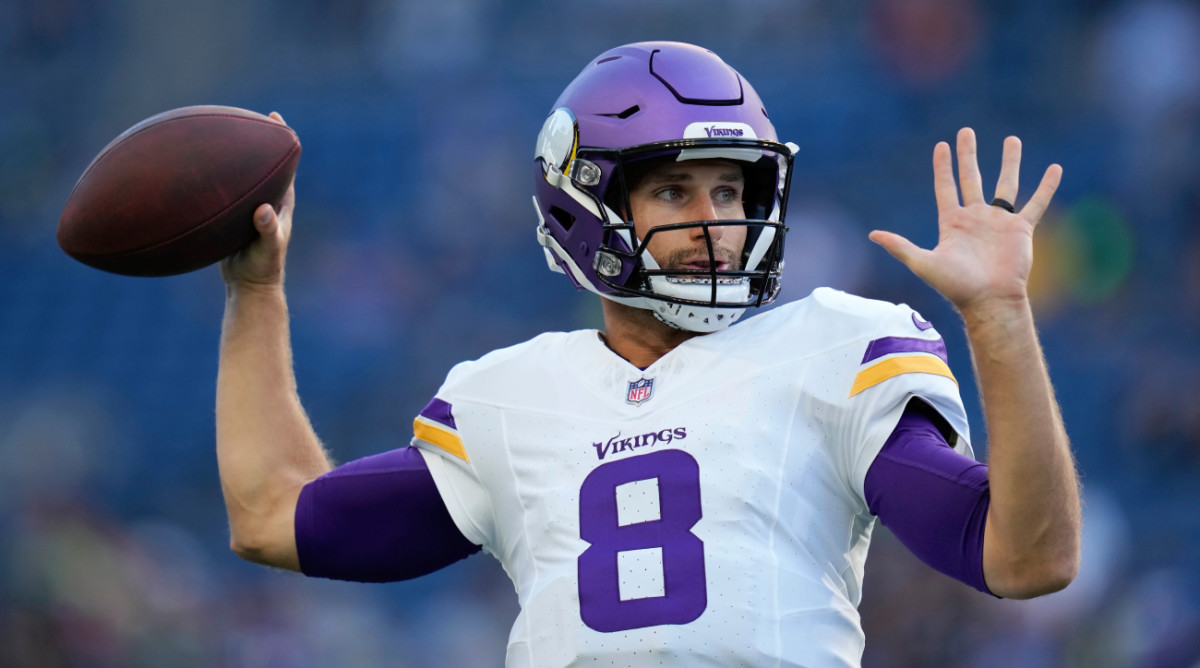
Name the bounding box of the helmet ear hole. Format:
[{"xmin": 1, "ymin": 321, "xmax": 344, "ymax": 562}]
[{"xmin": 549, "ymin": 205, "xmax": 576, "ymax": 231}]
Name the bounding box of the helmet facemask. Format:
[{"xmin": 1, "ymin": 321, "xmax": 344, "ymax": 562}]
[
  {"xmin": 539, "ymin": 134, "xmax": 794, "ymax": 332},
  {"xmin": 532, "ymin": 42, "xmax": 797, "ymax": 332}
]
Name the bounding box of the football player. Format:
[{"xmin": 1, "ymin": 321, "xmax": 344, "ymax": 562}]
[{"xmin": 216, "ymin": 42, "xmax": 1081, "ymax": 667}]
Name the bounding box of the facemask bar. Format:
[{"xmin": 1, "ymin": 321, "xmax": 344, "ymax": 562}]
[
  {"xmin": 608, "ymin": 219, "xmax": 785, "ymax": 307},
  {"xmin": 584, "ymin": 138, "xmax": 794, "ymax": 308}
]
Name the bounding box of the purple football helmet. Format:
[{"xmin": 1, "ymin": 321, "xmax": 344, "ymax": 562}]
[{"xmin": 534, "ymin": 41, "xmax": 795, "ymax": 332}]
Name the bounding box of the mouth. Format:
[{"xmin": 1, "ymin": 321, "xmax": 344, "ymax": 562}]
[
  {"xmin": 679, "ymin": 259, "xmax": 730, "ymax": 272},
  {"xmin": 664, "ymin": 256, "xmax": 747, "ymax": 285},
  {"xmin": 655, "ymin": 245, "xmax": 744, "ymax": 282}
]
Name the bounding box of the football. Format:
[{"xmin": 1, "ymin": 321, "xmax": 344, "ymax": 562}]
[{"xmin": 57, "ymin": 105, "xmax": 301, "ymax": 276}]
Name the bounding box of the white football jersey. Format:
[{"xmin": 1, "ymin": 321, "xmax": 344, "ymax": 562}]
[{"xmin": 411, "ymin": 288, "xmax": 972, "ymax": 668}]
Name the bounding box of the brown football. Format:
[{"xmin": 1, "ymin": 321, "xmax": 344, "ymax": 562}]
[{"xmin": 57, "ymin": 105, "xmax": 301, "ymax": 276}]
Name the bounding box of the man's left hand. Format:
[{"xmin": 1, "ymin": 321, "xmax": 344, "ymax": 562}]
[{"xmin": 868, "ymin": 127, "xmax": 1062, "ymax": 317}]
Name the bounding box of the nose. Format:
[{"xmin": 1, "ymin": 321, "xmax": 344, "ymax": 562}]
[
  {"xmin": 686, "ymin": 197, "xmax": 725, "ymax": 242},
  {"xmin": 687, "ymin": 195, "xmax": 720, "ymax": 222}
]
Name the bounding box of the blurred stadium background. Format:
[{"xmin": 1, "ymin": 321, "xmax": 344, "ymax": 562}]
[{"xmin": 2, "ymin": 0, "xmax": 1199, "ymax": 666}]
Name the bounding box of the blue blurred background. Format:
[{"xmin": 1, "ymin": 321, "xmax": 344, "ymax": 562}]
[{"xmin": 2, "ymin": 0, "xmax": 1199, "ymax": 666}]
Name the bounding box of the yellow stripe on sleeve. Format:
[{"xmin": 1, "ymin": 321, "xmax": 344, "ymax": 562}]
[
  {"xmin": 413, "ymin": 419, "xmax": 470, "ymax": 462},
  {"xmin": 849, "ymin": 355, "xmax": 957, "ymax": 397}
]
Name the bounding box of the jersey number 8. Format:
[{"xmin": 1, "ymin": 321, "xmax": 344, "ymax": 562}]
[{"xmin": 577, "ymin": 449, "xmax": 707, "ymax": 632}]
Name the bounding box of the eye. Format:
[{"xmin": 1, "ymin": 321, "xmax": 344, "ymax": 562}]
[
  {"xmin": 654, "ymin": 186, "xmax": 683, "ymax": 202},
  {"xmin": 714, "ymin": 187, "xmax": 742, "ymax": 204}
]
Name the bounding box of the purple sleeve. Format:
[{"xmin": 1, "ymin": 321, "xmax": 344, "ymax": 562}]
[
  {"xmin": 864, "ymin": 401, "xmax": 996, "ymax": 596},
  {"xmin": 295, "ymin": 446, "xmax": 481, "ymax": 583}
]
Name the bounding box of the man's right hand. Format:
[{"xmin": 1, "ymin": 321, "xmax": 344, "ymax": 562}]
[{"xmin": 220, "ymin": 111, "xmax": 294, "ymax": 290}]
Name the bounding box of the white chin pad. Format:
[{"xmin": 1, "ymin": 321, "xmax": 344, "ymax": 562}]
[
  {"xmin": 645, "ymin": 272, "xmax": 750, "ymax": 333},
  {"xmin": 652, "ymin": 300, "xmax": 746, "ymax": 333}
]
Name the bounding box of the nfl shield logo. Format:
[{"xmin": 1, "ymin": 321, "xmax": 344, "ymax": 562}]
[{"xmin": 626, "ymin": 378, "xmax": 654, "ymax": 406}]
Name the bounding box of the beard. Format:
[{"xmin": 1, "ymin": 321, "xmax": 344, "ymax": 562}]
[{"xmin": 661, "ymin": 244, "xmax": 744, "ymax": 272}]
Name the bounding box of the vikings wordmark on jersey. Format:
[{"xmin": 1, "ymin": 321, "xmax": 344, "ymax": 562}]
[
  {"xmin": 411, "ymin": 288, "xmax": 972, "ymax": 668},
  {"xmin": 591, "ymin": 426, "xmax": 687, "ymax": 460}
]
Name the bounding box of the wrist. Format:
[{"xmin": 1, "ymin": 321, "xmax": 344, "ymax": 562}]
[
  {"xmin": 225, "ymin": 277, "xmax": 286, "ymax": 301},
  {"xmin": 959, "ymin": 295, "xmax": 1033, "ymax": 331}
]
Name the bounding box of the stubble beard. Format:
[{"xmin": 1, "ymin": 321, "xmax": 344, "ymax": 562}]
[{"xmin": 661, "ymin": 244, "xmax": 744, "ymax": 272}]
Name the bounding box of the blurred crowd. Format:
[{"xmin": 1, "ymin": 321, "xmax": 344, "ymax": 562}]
[{"xmin": 1, "ymin": 0, "xmax": 1199, "ymax": 666}]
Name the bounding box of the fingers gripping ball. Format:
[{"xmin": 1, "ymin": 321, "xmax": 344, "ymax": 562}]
[{"xmin": 57, "ymin": 106, "xmax": 301, "ymax": 277}]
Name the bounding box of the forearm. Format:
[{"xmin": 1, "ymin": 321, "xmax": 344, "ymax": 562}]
[
  {"xmin": 216, "ymin": 282, "xmax": 331, "ymax": 569},
  {"xmin": 963, "ymin": 297, "xmax": 1080, "ymax": 598}
]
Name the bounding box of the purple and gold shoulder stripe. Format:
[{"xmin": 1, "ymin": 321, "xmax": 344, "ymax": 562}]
[
  {"xmin": 413, "ymin": 397, "xmax": 469, "ymax": 461},
  {"xmin": 849, "ymin": 335, "xmax": 956, "ymax": 397}
]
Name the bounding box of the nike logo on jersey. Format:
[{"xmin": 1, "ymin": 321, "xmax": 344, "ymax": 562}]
[
  {"xmin": 593, "ymin": 427, "xmax": 687, "ymax": 460},
  {"xmin": 912, "ymin": 312, "xmax": 933, "ymax": 331}
]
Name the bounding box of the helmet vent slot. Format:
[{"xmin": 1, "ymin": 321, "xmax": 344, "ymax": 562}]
[
  {"xmin": 549, "ymin": 205, "xmax": 576, "ymax": 231},
  {"xmin": 600, "ymin": 105, "xmax": 641, "ymax": 120},
  {"xmin": 596, "ymin": 56, "xmax": 622, "ymax": 65}
]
